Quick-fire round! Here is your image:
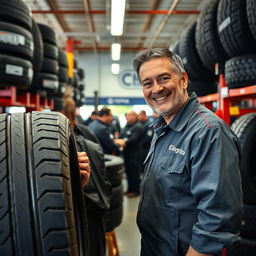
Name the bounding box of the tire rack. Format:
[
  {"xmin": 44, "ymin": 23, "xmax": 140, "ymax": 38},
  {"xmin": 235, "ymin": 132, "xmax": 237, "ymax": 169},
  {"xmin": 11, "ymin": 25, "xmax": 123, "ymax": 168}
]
[
  {"xmin": 199, "ymin": 74, "xmax": 256, "ymax": 125},
  {"xmin": 0, "ymin": 86, "xmax": 54, "ymax": 112}
]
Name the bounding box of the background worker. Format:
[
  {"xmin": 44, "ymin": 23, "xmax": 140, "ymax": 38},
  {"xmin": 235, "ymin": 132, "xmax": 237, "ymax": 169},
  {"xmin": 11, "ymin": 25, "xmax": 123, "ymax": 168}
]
[
  {"xmin": 88, "ymin": 107, "xmax": 123, "ymax": 155},
  {"xmin": 115, "ymin": 110, "xmax": 144, "ymax": 197}
]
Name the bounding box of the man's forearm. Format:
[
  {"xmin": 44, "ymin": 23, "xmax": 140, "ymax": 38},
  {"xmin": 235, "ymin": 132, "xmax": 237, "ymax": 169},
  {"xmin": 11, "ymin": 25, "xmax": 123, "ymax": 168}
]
[{"xmin": 186, "ymin": 246, "xmax": 214, "ymax": 256}]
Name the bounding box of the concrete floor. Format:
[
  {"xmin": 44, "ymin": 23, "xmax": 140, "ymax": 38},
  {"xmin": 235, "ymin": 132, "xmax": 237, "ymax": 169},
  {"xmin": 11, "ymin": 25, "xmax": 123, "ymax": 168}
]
[
  {"xmin": 106, "ymin": 176, "xmax": 141, "ymax": 256},
  {"xmin": 115, "ymin": 195, "xmax": 141, "ymax": 256}
]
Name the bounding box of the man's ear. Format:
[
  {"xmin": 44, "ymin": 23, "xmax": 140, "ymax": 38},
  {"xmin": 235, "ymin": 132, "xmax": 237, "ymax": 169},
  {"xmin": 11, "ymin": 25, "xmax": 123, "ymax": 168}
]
[{"xmin": 180, "ymin": 72, "xmax": 188, "ymax": 89}]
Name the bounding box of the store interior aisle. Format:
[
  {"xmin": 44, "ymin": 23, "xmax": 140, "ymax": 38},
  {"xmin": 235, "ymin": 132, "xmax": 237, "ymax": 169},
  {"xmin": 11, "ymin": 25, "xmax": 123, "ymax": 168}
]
[{"xmin": 114, "ymin": 195, "xmax": 141, "ymax": 256}]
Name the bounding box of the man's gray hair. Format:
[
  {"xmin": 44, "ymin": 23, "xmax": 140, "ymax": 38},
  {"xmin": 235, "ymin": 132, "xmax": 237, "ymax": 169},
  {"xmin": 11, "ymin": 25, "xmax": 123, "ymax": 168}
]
[{"xmin": 133, "ymin": 48, "xmax": 185, "ymax": 79}]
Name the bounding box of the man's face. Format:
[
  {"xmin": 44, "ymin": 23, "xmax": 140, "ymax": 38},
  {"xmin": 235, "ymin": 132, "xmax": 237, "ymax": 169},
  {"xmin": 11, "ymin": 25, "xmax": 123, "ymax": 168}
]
[
  {"xmin": 126, "ymin": 111, "xmax": 137, "ymax": 124},
  {"xmin": 105, "ymin": 112, "xmax": 113, "ymax": 124},
  {"xmin": 139, "ymin": 57, "xmax": 188, "ymax": 123}
]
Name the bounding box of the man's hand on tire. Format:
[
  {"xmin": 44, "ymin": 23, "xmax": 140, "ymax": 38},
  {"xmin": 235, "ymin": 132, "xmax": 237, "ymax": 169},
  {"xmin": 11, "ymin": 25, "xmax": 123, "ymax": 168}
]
[{"xmin": 77, "ymin": 152, "xmax": 91, "ymax": 187}]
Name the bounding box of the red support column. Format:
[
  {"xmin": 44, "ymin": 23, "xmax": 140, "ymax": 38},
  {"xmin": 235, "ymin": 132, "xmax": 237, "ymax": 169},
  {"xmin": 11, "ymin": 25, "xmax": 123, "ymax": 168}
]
[
  {"xmin": 66, "ymin": 37, "xmax": 74, "ymax": 79},
  {"xmin": 218, "ymin": 74, "xmax": 230, "ymax": 125}
]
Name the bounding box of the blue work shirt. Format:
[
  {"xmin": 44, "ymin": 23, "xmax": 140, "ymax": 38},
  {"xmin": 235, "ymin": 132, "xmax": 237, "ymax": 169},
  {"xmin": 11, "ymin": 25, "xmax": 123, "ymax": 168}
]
[{"xmin": 137, "ymin": 93, "xmax": 243, "ymax": 256}]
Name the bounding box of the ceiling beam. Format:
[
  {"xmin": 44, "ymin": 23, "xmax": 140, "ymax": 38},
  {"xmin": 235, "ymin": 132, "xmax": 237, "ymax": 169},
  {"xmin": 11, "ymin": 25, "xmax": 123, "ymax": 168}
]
[
  {"xmin": 81, "ymin": 0, "xmax": 98, "ymax": 53},
  {"xmin": 32, "ymin": 9, "xmax": 200, "ymax": 15},
  {"xmin": 147, "ymin": 0, "xmax": 182, "ymax": 48},
  {"xmin": 45, "ymin": 0, "xmax": 71, "ymax": 32},
  {"xmin": 136, "ymin": 0, "xmax": 162, "ymax": 49}
]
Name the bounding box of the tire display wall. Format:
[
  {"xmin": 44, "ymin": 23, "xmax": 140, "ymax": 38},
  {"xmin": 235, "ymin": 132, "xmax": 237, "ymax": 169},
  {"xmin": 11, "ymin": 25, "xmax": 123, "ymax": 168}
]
[{"xmin": 0, "ymin": 112, "xmax": 89, "ymax": 256}]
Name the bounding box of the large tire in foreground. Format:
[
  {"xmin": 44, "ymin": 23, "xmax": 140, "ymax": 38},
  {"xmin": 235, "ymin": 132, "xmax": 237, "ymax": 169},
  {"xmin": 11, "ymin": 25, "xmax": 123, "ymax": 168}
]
[
  {"xmin": 231, "ymin": 113, "xmax": 256, "ymax": 204},
  {"xmin": 0, "ymin": 112, "xmax": 89, "ymax": 256}
]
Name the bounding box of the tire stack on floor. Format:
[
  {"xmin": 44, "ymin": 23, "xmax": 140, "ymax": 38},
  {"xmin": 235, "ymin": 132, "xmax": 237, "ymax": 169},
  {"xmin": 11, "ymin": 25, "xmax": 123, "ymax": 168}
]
[
  {"xmin": 230, "ymin": 113, "xmax": 256, "ymax": 255},
  {"xmin": 104, "ymin": 155, "xmax": 125, "ymax": 232},
  {"xmin": 0, "ymin": 0, "xmax": 33, "ymax": 89},
  {"xmin": 0, "ymin": 111, "xmax": 90, "ymax": 255}
]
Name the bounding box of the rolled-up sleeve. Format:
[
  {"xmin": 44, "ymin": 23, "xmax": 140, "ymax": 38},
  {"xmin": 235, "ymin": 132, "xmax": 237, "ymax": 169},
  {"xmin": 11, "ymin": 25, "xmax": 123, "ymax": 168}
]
[{"xmin": 190, "ymin": 124, "xmax": 243, "ymax": 255}]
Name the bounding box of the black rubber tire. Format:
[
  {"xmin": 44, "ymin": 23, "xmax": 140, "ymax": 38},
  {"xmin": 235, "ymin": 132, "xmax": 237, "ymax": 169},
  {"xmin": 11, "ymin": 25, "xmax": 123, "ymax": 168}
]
[
  {"xmin": 0, "ymin": 21, "xmax": 33, "ymax": 60},
  {"xmin": 195, "ymin": 0, "xmax": 228, "ymax": 73},
  {"xmin": 38, "ymin": 24, "xmax": 57, "ymax": 46},
  {"xmin": 44, "ymin": 43, "xmax": 58, "ymax": 60},
  {"xmin": 32, "ymin": 20, "xmax": 44, "ymax": 81},
  {"xmin": 58, "ymin": 66, "xmax": 69, "ymax": 83},
  {"xmin": 52, "ymin": 97, "xmax": 64, "ymax": 111},
  {"xmin": 241, "ymin": 204, "xmax": 256, "ymax": 240},
  {"xmin": 105, "ymin": 205, "xmax": 123, "ymax": 232},
  {"xmin": 217, "ymin": 0, "xmax": 256, "ymax": 58},
  {"xmin": 78, "ymin": 82, "xmax": 85, "ymax": 91},
  {"xmin": 109, "ymin": 184, "xmax": 124, "ymax": 209},
  {"xmin": 247, "ymin": 0, "xmax": 256, "ymax": 41},
  {"xmin": 105, "ymin": 155, "xmax": 125, "ymax": 187},
  {"xmin": 0, "ymin": 0, "xmax": 32, "ymax": 30},
  {"xmin": 188, "ymin": 80, "xmax": 218, "ymax": 97},
  {"xmin": 78, "ymin": 68, "xmax": 85, "ymax": 79},
  {"xmin": 226, "ymin": 238, "xmax": 256, "ymax": 256},
  {"xmin": 225, "ymin": 54, "xmax": 256, "ymax": 88},
  {"xmin": 31, "ymin": 72, "xmax": 59, "ymax": 92},
  {"xmin": 0, "ymin": 54, "xmax": 32, "ymax": 88},
  {"xmin": 0, "ymin": 112, "xmax": 89, "ymax": 256},
  {"xmin": 179, "ymin": 22, "xmax": 215, "ymax": 81},
  {"xmin": 231, "ymin": 113, "xmax": 256, "ymax": 204},
  {"xmin": 41, "ymin": 58, "xmax": 59, "ymax": 75},
  {"xmin": 171, "ymin": 41, "xmax": 180, "ymax": 56},
  {"xmin": 58, "ymin": 49, "xmax": 68, "ymax": 67}
]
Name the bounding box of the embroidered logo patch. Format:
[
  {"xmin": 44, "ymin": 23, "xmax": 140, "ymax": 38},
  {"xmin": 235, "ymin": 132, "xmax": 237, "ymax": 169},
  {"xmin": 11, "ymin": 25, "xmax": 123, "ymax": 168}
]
[{"xmin": 169, "ymin": 144, "xmax": 185, "ymax": 155}]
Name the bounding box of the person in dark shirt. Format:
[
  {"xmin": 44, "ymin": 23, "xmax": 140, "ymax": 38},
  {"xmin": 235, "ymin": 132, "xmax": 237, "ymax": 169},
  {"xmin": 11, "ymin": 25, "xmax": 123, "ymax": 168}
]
[
  {"xmin": 88, "ymin": 107, "xmax": 123, "ymax": 155},
  {"xmin": 133, "ymin": 47, "xmax": 242, "ymax": 256},
  {"xmin": 138, "ymin": 110, "xmax": 153, "ymax": 172},
  {"xmin": 62, "ymin": 96, "xmax": 111, "ymax": 256},
  {"xmin": 83, "ymin": 110, "xmax": 99, "ymax": 126},
  {"xmin": 115, "ymin": 110, "xmax": 144, "ymax": 197}
]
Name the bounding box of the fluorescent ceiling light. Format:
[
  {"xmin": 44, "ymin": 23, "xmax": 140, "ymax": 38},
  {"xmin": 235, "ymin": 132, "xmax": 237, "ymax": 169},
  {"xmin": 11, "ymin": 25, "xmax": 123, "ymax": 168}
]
[
  {"xmin": 111, "ymin": 63, "xmax": 120, "ymax": 74},
  {"xmin": 111, "ymin": 0, "xmax": 126, "ymax": 36},
  {"xmin": 111, "ymin": 43, "xmax": 121, "ymax": 61}
]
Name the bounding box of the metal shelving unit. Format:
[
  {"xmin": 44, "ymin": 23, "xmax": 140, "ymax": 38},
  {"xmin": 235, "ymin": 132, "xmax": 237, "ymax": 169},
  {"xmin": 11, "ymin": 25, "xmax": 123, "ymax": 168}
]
[
  {"xmin": 0, "ymin": 86, "xmax": 54, "ymax": 111},
  {"xmin": 199, "ymin": 74, "xmax": 256, "ymax": 125}
]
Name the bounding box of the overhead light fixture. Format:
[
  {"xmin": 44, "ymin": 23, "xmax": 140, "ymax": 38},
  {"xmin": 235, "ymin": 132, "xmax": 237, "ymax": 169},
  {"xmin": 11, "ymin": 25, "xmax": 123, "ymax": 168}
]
[
  {"xmin": 111, "ymin": 63, "xmax": 120, "ymax": 75},
  {"xmin": 111, "ymin": 43, "xmax": 121, "ymax": 61},
  {"xmin": 111, "ymin": 0, "xmax": 126, "ymax": 36}
]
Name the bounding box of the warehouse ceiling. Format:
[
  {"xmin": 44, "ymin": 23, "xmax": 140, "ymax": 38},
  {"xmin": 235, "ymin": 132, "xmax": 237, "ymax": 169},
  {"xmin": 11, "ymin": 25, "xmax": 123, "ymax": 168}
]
[{"xmin": 24, "ymin": 0, "xmax": 210, "ymax": 54}]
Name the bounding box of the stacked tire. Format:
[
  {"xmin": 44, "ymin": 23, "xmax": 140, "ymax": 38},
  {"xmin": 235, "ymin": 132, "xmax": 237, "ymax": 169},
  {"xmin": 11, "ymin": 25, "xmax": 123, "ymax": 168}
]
[
  {"xmin": 0, "ymin": 0, "xmax": 33, "ymax": 88},
  {"xmin": 31, "ymin": 24, "xmax": 59, "ymax": 94},
  {"xmin": 104, "ymin": 155, "xmax": 125, "ymax": 232},
  {"xmin": 217, "ymin": 0, "xmax": 256, "ymax": 88},
  {"xmin": 229, "ymin": 113, "xmax": 256, "ymax": 255},
  {"xmin": 72, "ymin": 61, "xmax": 86, "ymax": 107},
  {"xmin": 177, "ymin": 22, "xmax": 217, "ymax": 96},
  {"xmin": 0, "ymin": 111, "xmax": 90, "ymax": 255}
]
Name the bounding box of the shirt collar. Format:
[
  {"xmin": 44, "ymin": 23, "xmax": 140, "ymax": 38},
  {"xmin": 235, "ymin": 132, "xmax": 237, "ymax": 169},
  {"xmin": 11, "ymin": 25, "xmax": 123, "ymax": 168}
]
[{"xmin": 151, "ymin": 92, "xmax": 200, "ymax": 134}]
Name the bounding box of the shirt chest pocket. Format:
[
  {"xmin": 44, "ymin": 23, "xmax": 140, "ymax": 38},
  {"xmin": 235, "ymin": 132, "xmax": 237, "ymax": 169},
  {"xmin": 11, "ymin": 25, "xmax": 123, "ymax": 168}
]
[{"xmin": 160, "ymin": 154, "xmax": 186, "ymax": 175}]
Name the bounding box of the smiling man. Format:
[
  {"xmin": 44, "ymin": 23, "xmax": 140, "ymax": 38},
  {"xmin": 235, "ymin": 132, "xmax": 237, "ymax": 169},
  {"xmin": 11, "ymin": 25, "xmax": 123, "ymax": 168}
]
[{"xmin": 133, "ymin": 48, "xmax": 242, "ymax": 256}]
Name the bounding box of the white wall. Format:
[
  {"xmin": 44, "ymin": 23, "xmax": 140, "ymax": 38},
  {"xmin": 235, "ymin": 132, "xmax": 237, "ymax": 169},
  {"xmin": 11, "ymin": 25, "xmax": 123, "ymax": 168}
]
[{"xmin": 75, "ymin": 53, "xmax": 144, "ymax": 99}]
